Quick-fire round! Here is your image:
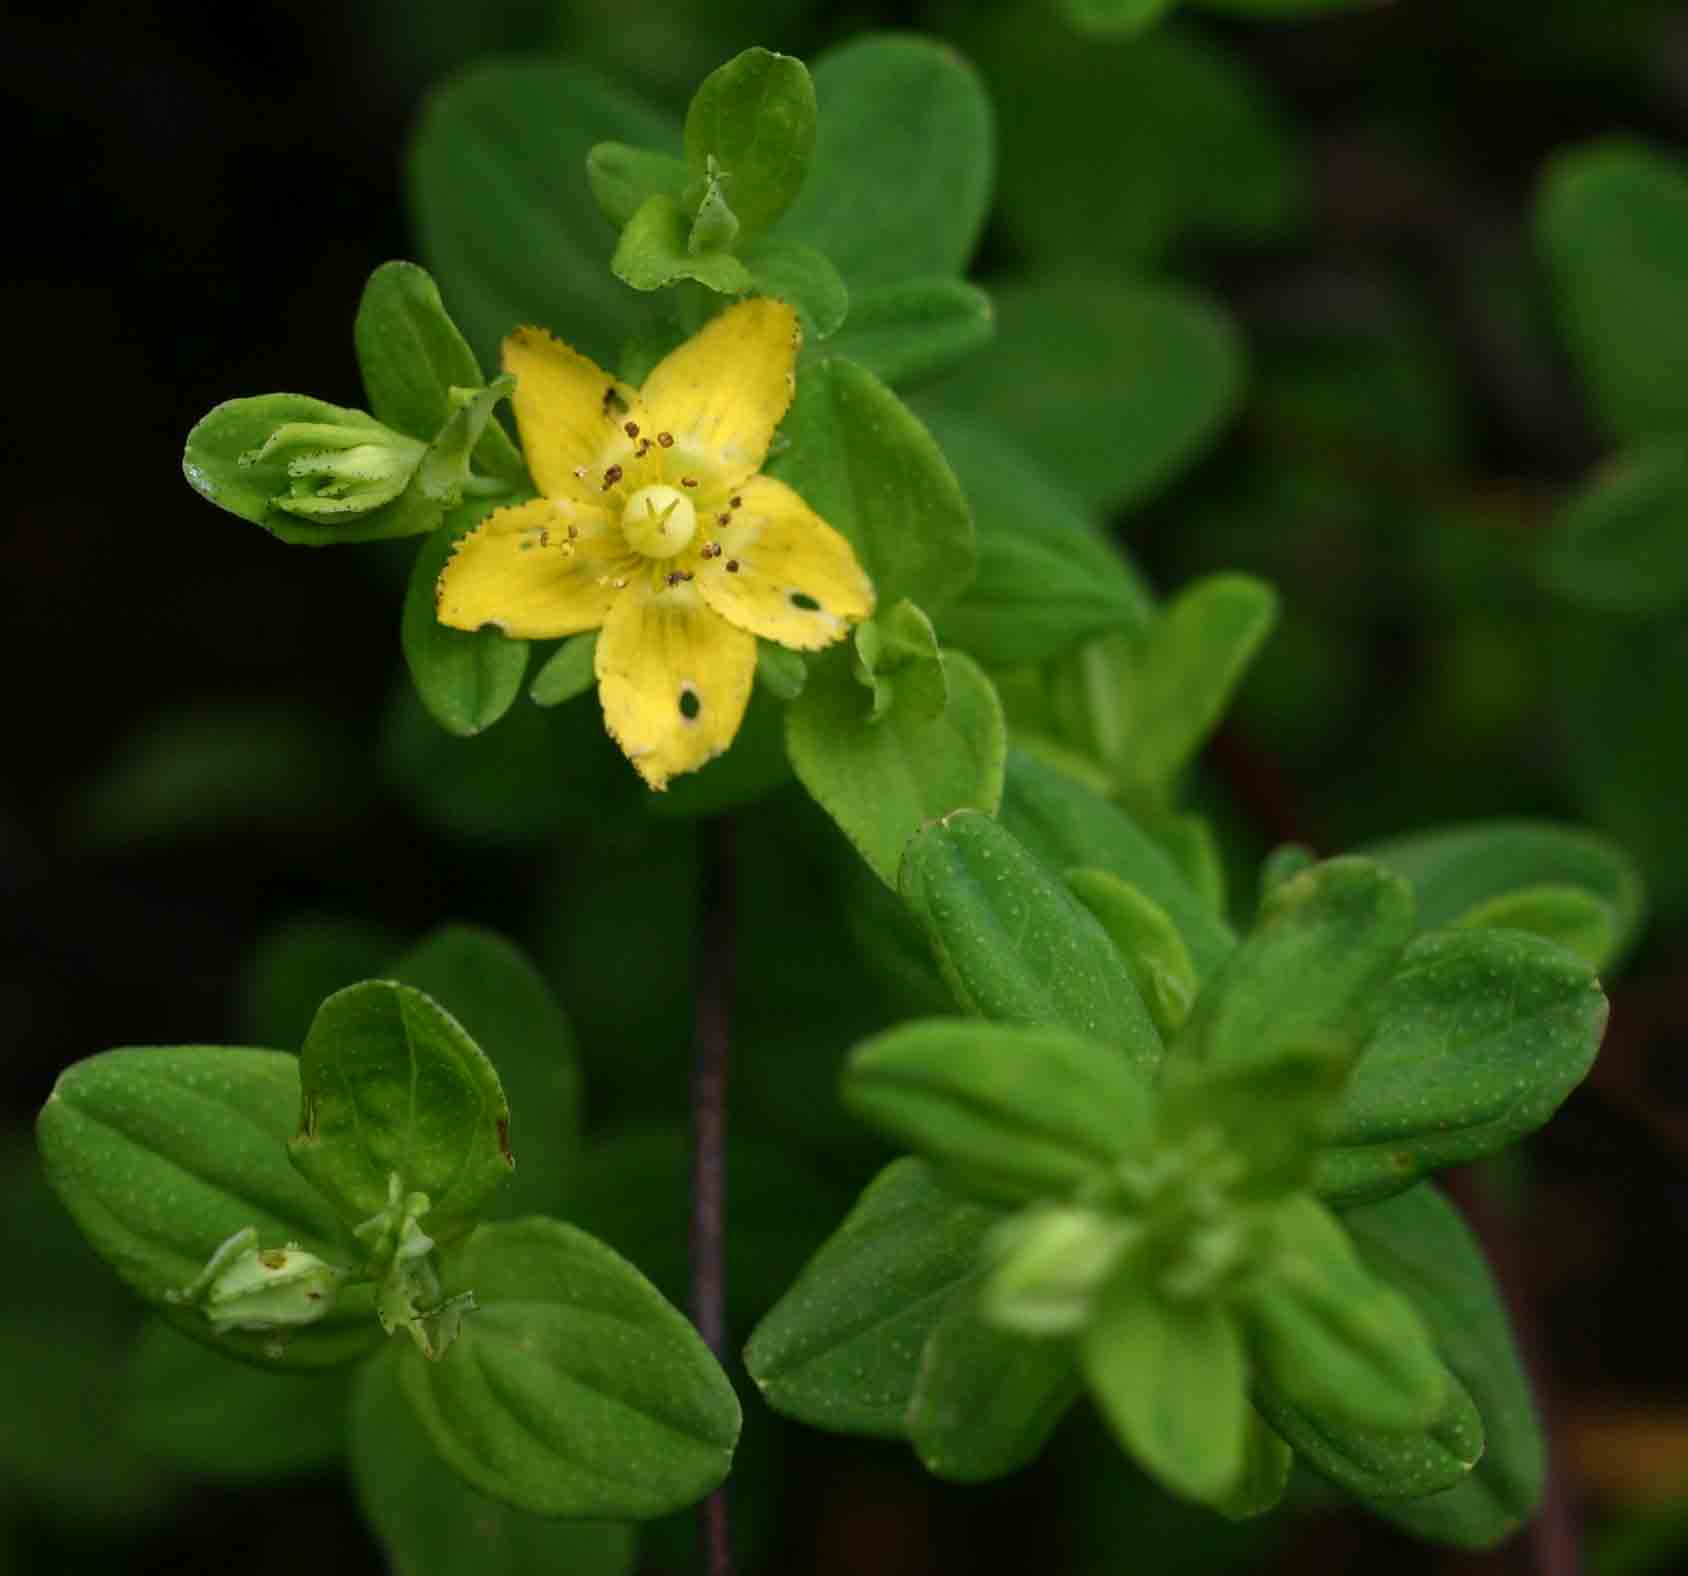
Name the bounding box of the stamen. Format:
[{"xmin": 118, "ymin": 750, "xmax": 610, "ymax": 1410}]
[
  {"xmin": 624, "ymin": 421, "xmax": 640, "ymax": 438},
  {"xmin": 726, "ymin": 559, "xmax": 740, "ymax": 573},
  {"xmin": 602, "ymin": 464, "xmax": 623, "ymax": 491},
  {"xmin": 657, "ymin": 432, "xmax": 675, "ymax": 448},
  {"xmin": 730, "ymin": 496, "xmax": 742, "ymax": 509},
  {"xmin": 680, "ymin": 476, "xmax": 699, "ymax": 488}
]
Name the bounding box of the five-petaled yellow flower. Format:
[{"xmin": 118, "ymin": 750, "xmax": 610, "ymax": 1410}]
[{"xmin": 435, "ymin": 298, "xmax": 875, "ymax": 789}]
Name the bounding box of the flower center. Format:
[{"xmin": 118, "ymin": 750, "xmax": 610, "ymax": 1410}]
[{"xmin": 620, "ymin": 484, "xmax": 697, "ymax": 559}]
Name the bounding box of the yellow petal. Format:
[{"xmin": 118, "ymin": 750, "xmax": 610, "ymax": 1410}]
[
  {"xmin": 695, "ymin": 475, "xmax": 875, "ymax": 649},
  {"xmin": 436, "ymin": 498, "xmax": 633, "ymax": 639},
  {"xmin": 639, "ymin": 299, "xmax": 800, "ymax": 492},
  {"xmin": 502, "ymin": 326, "xmax": 657, "ymax": 503},
  {"xmin": 594, "ymin": 576, "xmax": 757, "ymax": 790}
]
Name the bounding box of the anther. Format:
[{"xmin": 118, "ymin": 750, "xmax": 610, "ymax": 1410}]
[
  {"xmin": 726, "ymin": 559, "xmax": 740, "ymax": 573},
  {"xmin": 730, "ymin": 496, "xmax": 742, "ymax": 509},
  {"xmin": 657, "ymin": 432, "xmax": 674, "ymax": 448},
  {"xmin": 680, "ymin": 476, "xmax": 698, "ymax": 488},
  {"xmin": 602, "ymin": 464, "xmax": 623, "ymax": 490},
  {"xmin": 624, "ymin": 421, "xmax": 640, "ymax": 438}
]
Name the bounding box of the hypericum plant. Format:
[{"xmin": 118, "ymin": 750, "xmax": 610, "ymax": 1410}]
[{"xmin": 35, "ymin": 25, "xmax": 1646, "ymax": 1576}]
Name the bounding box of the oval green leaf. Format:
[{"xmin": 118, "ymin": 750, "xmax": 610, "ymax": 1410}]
[
  {"xmin": 744, "ymin": 1159, "xmax": 1001, "ymax": 1435},
  {"xmin": 821, "ymin": 278, "xmax": 995, "ymax": 389},
  {"xmin": 400, "ymin": 1219, "xmax": 739, "ymax": 1518},
  {"xmin": 290, "ymin": 981, "xmax": 512, "ymax": 1235},
  {"xmin": 899, "ymin": 811, "xmax": 1161, "ymax": 1069},
  {"xmin": 1543, "ymin": 439, "xmax": 1688, "ymax": 615},
  {"xmin": 37, "ymin": 1046, "xmax": 378, "ymax": 1369}
]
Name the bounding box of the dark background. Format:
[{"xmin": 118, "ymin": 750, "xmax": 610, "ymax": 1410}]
[{"xmin": 6, "ymin": 1, "xmax": 1688, "ymax": 1571}]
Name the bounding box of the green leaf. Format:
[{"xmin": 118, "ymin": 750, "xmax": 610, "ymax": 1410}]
[
  {"xmin": 1346, "ymin": 1185, "xmax": 1544, "ymax": 1548},
  {"xmin": 183, "ymin": 395, "xmax": 442, "ymax": 545},
  {"xmin": 612, "ymin": 192, "xmax": 755, "ymax": 293},
  {"xmin": 410, "ymin": 61, "xmax": 677, "ymax": 369},
  {"xmin": 742, "ymin": 239, "xmax": 848, "ymax": 338},
  {"xmin": 402, "ymin": 502, "xmax": 532, "ymax": 738},
  {"xmin": 772, "ymin": 356, "xmax": 977, "ymax": 612},
  {"xmin": 969, "ymin": 19, "xmax": 1299, "ymax": 267},
  {"xmin": 684, "ymin": 48, "xmax": 815, "ymax": 240},
  {"xmin": 744, "ymin": 1159, "xmax": 1001, "ymax": 1435},
  {"xmin": 822, "ymin": 278, "xmax": 995, "ymax": 389},
  {"xmin": 37, "ymin": 1046, "xmax": 378, "ymax": 1369},
  {"xmin": 354, "ymin": 260, "xmax": 525, "ymax": 481},
  {"xmin": 1543, "ymin": 439, "xmax": 1688, "ymax": 614},
  {"xmin": 899, "ymin": 811, "xmax": 1162, "ymax": 1069},
  {"xmin": 919, "ymin": 276, "xmax": 1243, "ymax": 515},
  {"xmin": 1314, "ymin": 928, "xmax": 1607, "ymax": 1205},
  {"xmin": 586, "ymin": 140, "xmax": 690, "ymax": 229},
  {"xmin": 1537, "ymin": 139, "xmax": 1688, "ymax": 443},
  {"xmin": 907, "ymin": 1286, "xmax": 1081, "ymax": 1482},
  {"xmin": 1116, "ymin": 574, "xmax": 1279, "ymax": 793},
  {"xmin": 1255, "ymin": 1370, "xmax": 1483, "ymax": 1504},
  {"xmin": 1066, "ymin": 868, "xmax": 1198, "ymax": 1038},
  {"xmin": 126, "ymin": 1320, "xmax": 349, "ymax": 1478},
  {"xmin": 1001, "ymin": 751, "xmax": 1236, "ymax": 978},
  {"xmin": 1058, "ymin": 0, "xmax": 1178, "ymax": 35},
  {"xmin": 1170, "ymin": 857, "xmax": 1415, "ymax": 1076},
  {"xmin": 1359, "ymin": 818, "xmax": 1645, "ymax": 972},
  {"xmin": 353, "ymin": 1344, "xmax": 637, "ymax": 1576},
  {"xmin": 853, "ymin": 599, "xmax": 947, "ymax": 724},
  {"xmin": 786, "ymin": 644, "xmax": 1005, "ymax": 888},
  {"xmin": 1451, "ymin": 883, "xmax": 1617, "ymax": 971},
  {"xmin": 400, "ymin": 1219, "xmax": 738, "ymax": 1518},
  {"xmin": 780, "ymin": 34, "xmax": 994, "ymax": 289},
  {"xmin": 844, "ymin": 1020, "xmax": 1154, "ymax": 1205},
  {"xmin": 240, "ymin": 915, "xmax": 403, "ymax": 1050},
  {"xmin": 529, "ymin": 632, "xmax": 599, "ymax": 707},
  {"xmin": 1242, "ymin": 1197, "xmax": 1448, "ymax": 1434},
  {"xmin": 1082, "ymin": 1280, "xmax": 1250, "ymax": 1505},
  {"xmin": 388, "ymin": 926, "xmax": 582, "ymax": 1220},
  {"xmin": 1219, "ymin": 1409, "xmax": 1294, "ymax": 1521},
  {"xmin": 290, "ymin": 981, "xmax": 512, "ymax": 1236}
]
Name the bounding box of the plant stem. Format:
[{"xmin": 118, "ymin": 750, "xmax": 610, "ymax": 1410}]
[{"xmin": 691, "ymin": 814, "xmax": 735, "ymax": 1576}]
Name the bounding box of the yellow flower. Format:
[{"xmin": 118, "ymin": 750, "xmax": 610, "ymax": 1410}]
[{"xmin": 435, "ymin": 298, "xmax": 875, "ymax": 789}]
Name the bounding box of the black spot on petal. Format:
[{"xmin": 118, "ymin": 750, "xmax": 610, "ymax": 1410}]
[
  {"xmin": 679, "ymin": 687, "xmax": 702, "ymax": 720},
  {"xmin": 790, "ymin": 592, "xmax": 821, "ymax": 612}
]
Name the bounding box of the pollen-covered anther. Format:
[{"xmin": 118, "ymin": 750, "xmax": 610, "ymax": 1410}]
[
  {"xmin": 624, "ymin": 421, "xmax": 640, "ymax": 438},
  {"xmin": 621, "ymin": 483, "xmax": 698, "ymax": 559},
  {"xmin": 656, "ymin": 431, "xmax": 675, "ymax": 448},
  {"xmin": 602, "ymin": 463, "xmax": 624, "ymax": 491}
]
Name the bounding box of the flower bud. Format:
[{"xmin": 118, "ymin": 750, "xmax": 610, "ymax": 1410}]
[
  {"xmin": 170, "ymin": 1226, "xmax": 344, "ymax": 1333},
  {"xmin": 242, "ymin": 420, "xmax": 425, "ymax": 519},
  {"xmin": 983, "ymin": 1206, "xmax": 1136, "ymax": 1337}
]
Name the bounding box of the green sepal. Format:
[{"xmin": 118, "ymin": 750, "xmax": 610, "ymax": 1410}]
[
  {"xmin": 907, "ymin": 1285, "xmax": 1081, "ymax": 1482},
  {"xmin": 529, "ymin": 631, "xmax": 599, "ymax": 708},
  {"xmin": 1065, "ymin": 867, "xmax": 1197, "ymax": 1037},
  {"xmin": 1346, "ymin": 1184, "xmax": 1544, "ymax": 1547},
  {"xmin": 898, "ymin": 811, "xmax": 1162, "ymax": 1072},
  {"xmin": 744, "ymin": 1159, "xmax": 1001, "ymax": 1435},
  {"xmin": 289, "ymin": 981, "xmax": 512, "ymax": 1238},
  {"xmin": 683, "ymin": 47, "xmax": 816, "ymax": 242},
  {"xmin": 1314, "ymin": 928, "xmax": 1607, "ymax": 1205},
  {"xmin": 185, "ymin": 396, "xmax": 430, "ymax": 545},
  {"xmin": 400, "ymin": 1218, "xmax": 740, "ymax": 1518},
  {"xmin": 843, "ymin": 1019, "xmax": 1153, "ymax": 1206},
  {"xmin": 1240, "ymin": 1196, "xmax": 1447, "ymax": 1434},
  {"xmin": 612, "ymin": 192, "xmax": 754, "ymax": 293},
  {"xmin": 1081, "ymin": 1277, "xmax": 1251, "ymax": 1506},
  {"xmin": 1359, "ymin": 818, "xmax": 1644, "ymax": 974},
  {"xmin": 37, "ymin": 1046, "xmax": 379, "ymax": 1370},
  {"xmin": 753, "ymin": 641, "xmax": 807, "ymax": 701},
  {"xmin": 353, "ymin": 260, "xmax": 525, "ymax": 482},
  {"xmin": 1169, "ymin": 857, "xmax": 1414, "ymax": 1076},
  {"xmin": 402, "ymin": 497, "xmax": 532, "ymax": 738},
  {"xmin": 352, "ymin": 1343, "xmax": 638, "ymax": 1576},
  {"xmin": 786, "ymin": 644, "xmax": 1005, "ymax": 888},
  {"xmin": 852, "ymin": 600, "xmax": 947, "ymax": 723},
  {"xmin": 822, "ymin": 278, "xmax": 995, "ymax": 389},
  {"xmin": 1000, "ymin": 751, "xmax": 1236, "ymax": 978},
  {"xmin": 772, "ymin": 356, "xmax": 977, "ymax": 612}
]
